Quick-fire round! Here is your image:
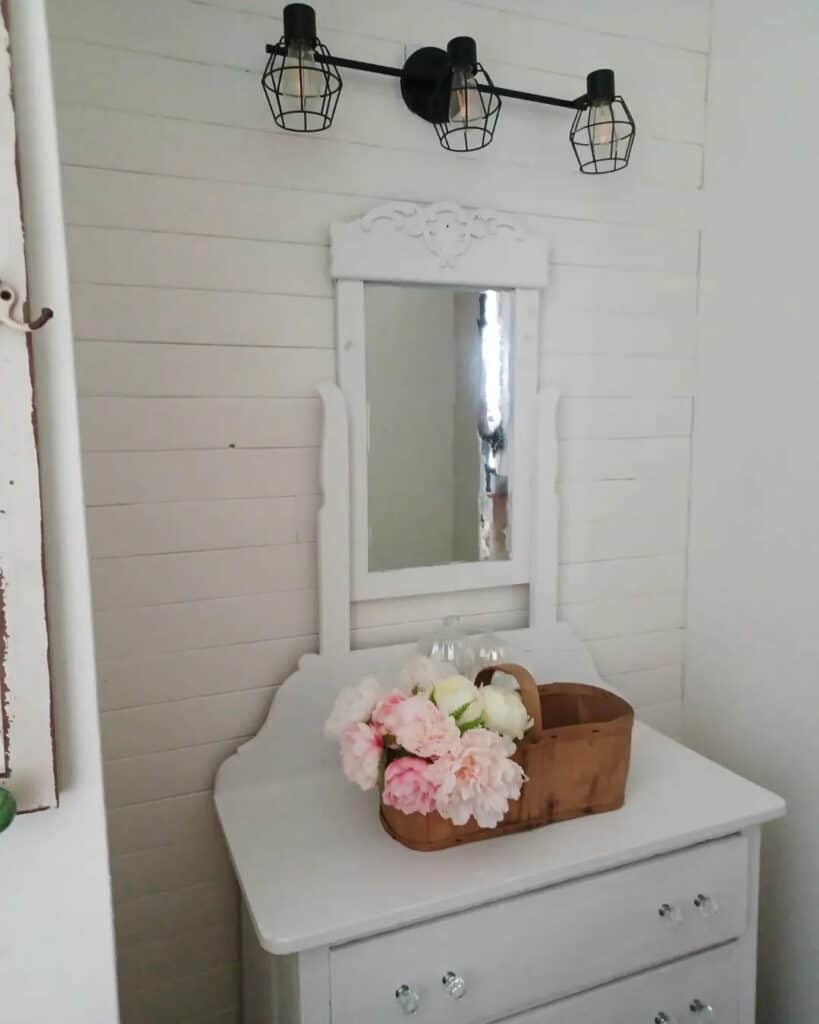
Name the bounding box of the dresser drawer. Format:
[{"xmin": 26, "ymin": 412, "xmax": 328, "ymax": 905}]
[
  {"xmin": 508, "ymin": 943, "xmax": 739, "ymax": 1024},
  {"xmin": 329, "ymin": 835, "xmax": 749, "ymax": 1024}
]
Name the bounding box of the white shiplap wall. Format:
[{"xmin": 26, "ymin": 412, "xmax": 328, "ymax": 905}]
[{"xmin": 47, "ymin": 1, "xmax": 708, "ymax": 1020}]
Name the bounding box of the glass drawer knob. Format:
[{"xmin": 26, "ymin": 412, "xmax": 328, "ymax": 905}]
[
  {"xmin": 690, "ymin": 999, "xmax": 715, "ymax": 1018},
  {"xmin": 442, "ymin": 971, "xmax": 466, "ymax": 999},
  {"xmin": 395, "ymin": 985, "xmax": 419, "ymax": 1015},
  {"xmin": 658, "ymin": 902, "xmax": 682, "ymax": 926},
  {"xmin": 654, "ymin": 1014, "xmax": 675, "ymax": 1024},
  {"xmin": 694, "ymin": 893, "xmax": 719, "ymax": 917}
]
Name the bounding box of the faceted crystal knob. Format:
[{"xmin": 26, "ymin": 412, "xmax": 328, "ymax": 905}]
[
  {"xmin": 690, "ymin": 999, "xmax": 715, "ymax": 1018},
  {"xmin": 658, "ymin": 902, "xmax": 683, "ymax": 926},
  {"xmin": 395, "ymin": 985, "xmax": 419, "ymax": 1015},
  {"xmin": 693, "ymin": 893, "xmax": 719, "ymax": 918},
  {"xmin": 654, "ymin": 1014, "xmax": 675, "ymax": 1024},
  {"xmin": 442, "ymin": 971, "xmax": 466, "ymax": 999}
]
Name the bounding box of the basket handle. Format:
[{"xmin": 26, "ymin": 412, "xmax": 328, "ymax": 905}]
[{"xmin": 474, "ymin": 663, "xmax": 543, "ymax": 740}]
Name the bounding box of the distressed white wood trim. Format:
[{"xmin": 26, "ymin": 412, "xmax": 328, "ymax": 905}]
[
  {"xmin": 331, "ymin": 201, "xmax": 550, "ymax": 288},
  {"xmin": 0, "ymin": 5, "xmax": 55, "ymax": 810},
  {"xmin": 317, "ymin": 381, "xmax": 350, "ymax": 657},
  {"xmin": 332, "ymin": 203, "xmax": 549, "ymax": 608}
]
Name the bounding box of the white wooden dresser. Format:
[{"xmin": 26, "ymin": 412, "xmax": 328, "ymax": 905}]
[
  {"xmin": 216, "ymin": 642, "xmax": 783, "ymax": 1024},
  {"xmin": 215, "ymin": 201, "xmax": 784, "ymax": 1022}
]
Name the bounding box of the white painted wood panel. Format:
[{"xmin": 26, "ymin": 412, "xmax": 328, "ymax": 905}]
[
  {"xmin": 545, "ymin": 308, "xmax": 698, "ymax": 357},
  {"xmin": 560, "ymin": 512, "xmax": 688, "ymax": 562},
  {"xmin": 548, "ymin": 355, "xmax": 695, "ymax": 397},
  {"xmin": 105, "ymin": 738, "xmax": 249, "ymax": 809},
  {"xmin": 92, "ymin": 545, "xmax": 315, "ymax": 608},
  {"xmin": 76, "ymin": 343, "xmax": 332, "ymax": 399},
  {"xmin": 80, "ymin": 397, "xmax": 322, "ymax": 452},
  {"xmin": 83, "ymin": 448, "xmax": 320, "ymax": 505},
  {"xmin": 111, "ymin": 838, "xmax": 234, "ymax": 903},
  {"xmin": 114, "ymin": 880, "xmax": 239, "ymax": 947},
  {"xmin": 48, "ymin": 0, "xmax": 710, "ymax": 67},
  {"xmin": 61, "ymin": 166, "xmax": 699, "ymax": 275},
  {"xmin": 563, "ymin": 592, "xmax": 686, "ymax": 641},
  {"xmin": 97, "ymin": 635, "xmax": 317, "ymax": 712},
  {"xmin": 560, "ymin": 553, "xmax": 687, "ymax": 604},
  {"xmin": 119, "ymin": 965, "xmax": 238, "ymax": 1024},
  {"xmin": 558, "ymin": 438, "xmax": 691, "ymax": 482},
  {"xmin": 117, "ymin": 924, "xmax": 239, "ymax": 995},
  {"xmin": 71, "ymin": 283, "xmax": 334, "ymax": 347},
  {"xmin": 589, "ymin": 629, "xmax": 685, "ymax": 676},
  {"xmin": 558, "ymin": 397, "xmax": 693, "ymax": 439},
  {"xmin": 67, "ymin": 226, "xmax": 331, "ymax": 296},
  {"xmin": 102, "ymin": 688, "xmax": 274, "ymax": 760},
  {"xmin": 560, "ymin": 477, "xmax": 689, "ymax": 523},
  {"xmin": 107, "ymin": 791, "xmax": 223, "ymax": 856},
  {"xmin": 87, "ymin": 496, "xmax": 319, "ymax": 558},
  {"xmin": 56, "ymin": 106, "xmax": 703, "ymax": 229},
  {"xmin": 50, "ymin": 0, "xmax": 709, "ymax": 1008},
  {"xmin": 94, "ymin": 589, "xmax": 317, "ymax": 660},
  {"xmin": 609, "ymin": 663, "xmax": 683, "ymax": 708}
]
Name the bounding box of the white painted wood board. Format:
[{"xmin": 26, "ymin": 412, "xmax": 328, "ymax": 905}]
[{"xmin": 0, "ymin": 6, "xmax": 54, "ymax": 809}]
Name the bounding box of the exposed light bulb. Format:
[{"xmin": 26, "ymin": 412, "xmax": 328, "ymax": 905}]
[
  {"xmin": 281, "ymin": 42, "xmax": 324, "ymax": 100},
  {"xmin": 589, "ymin": 102, "xmax": 620, "ymax": 147},
  {"xmin": 449, "ymin": 68, "xmax": 477, "ymax": 123}
]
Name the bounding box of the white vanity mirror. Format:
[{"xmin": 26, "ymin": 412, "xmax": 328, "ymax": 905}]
[
  {"xmin": 364, "ymin": 283, "xmax": 513, "ymax": 572},
  {"xmin": 331, "ymin": 201, "xmax": 552, "ymax": 606}
]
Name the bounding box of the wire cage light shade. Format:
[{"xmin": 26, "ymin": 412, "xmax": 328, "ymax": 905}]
[
  {"xmin": 569, "ymin": 69, "xmax": 635, "ymax": 174},
  {"xmin": 435, "ymin": 37, "xmax": 501, "ymax": 153},
  {"xmin": 261, "ymin": 3, "xmax": 342, "ymax": 133}
]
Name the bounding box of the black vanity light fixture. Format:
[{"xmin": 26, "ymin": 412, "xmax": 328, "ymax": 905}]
[{"xmin": 263, "ymin": 4, "xmax": 636, "ymax": 173}]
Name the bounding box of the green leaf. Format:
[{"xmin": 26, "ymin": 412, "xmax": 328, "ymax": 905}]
[
  {"xmin": 459, "ymin": 713, "xmax": 485, "ymax": 733},
  {"xmin": 450, "ymin": 700, "xmax": 472, "ymax": 721},
  {"xmin": 0, "ymin": 787, "xmax": 17, "ymax": 834}
]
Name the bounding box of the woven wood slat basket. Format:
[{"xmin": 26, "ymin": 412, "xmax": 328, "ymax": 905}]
[{"xmin": 380, "ymin": 663, "xmax": 634, "ymax": 852}]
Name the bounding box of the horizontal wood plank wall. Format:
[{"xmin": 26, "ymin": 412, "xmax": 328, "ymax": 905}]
[{"xmin": 47, "ymin": 0, "xmax": 709, "ymax": 1020}]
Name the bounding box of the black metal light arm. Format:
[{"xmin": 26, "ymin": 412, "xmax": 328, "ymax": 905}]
[
  {"xmin": 263, "ymin": 7, "xmax": 635, "ymax": 172},
  {"xmin": 265, "ymin": 43, "xmax": 587, "ymax": 111}
]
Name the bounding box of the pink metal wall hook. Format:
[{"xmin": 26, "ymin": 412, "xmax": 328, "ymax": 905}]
[{"xmin": 0, "ymin": 281, "xmax": 53, "ymax": 333}]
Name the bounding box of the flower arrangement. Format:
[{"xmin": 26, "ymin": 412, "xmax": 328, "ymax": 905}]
[{"xmin": 324, "ymin": 655, "xmax": 534, "ymax": 830}]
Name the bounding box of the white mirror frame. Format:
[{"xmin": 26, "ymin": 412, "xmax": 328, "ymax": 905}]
[{"xmin": 326, "ymin": 201, "xmax": 554, "ymax": 627}]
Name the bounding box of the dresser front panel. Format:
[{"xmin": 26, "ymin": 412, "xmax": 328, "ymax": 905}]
[
  {"xmin": 508, "ymin": 943, "xmax": 739, "ymax": 1024},
  {"xmin": 329, "ymin": 836, "xmax": 749, "ymax": 1024}
]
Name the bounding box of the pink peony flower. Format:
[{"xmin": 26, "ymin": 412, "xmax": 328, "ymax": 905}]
[
  {"xmin": 371, "ymin": 690, "xmax": 408, "ymax": 738},
  {"xmin": 340, "ymin": 722, "xmax": 383, "ymax": 791},
  {"xmin": 389, "ymin": 694, "xmax": 461, "ymax": 759},
  {"xmin": 382, "ymin": 757, "xmax": 438, "ymax": 816},
  {"xmin": 428, "ymin": 728, "xmax": 525, "ymax": 829}
]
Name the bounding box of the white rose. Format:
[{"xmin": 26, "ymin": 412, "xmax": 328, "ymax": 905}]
[
  {"xmin": 479, "ymin": 685, "xmax": 533, "ymax": 740},
  {"xmin": 323, "ymin": 675, "xmax": 382, "ymax": 739},
  {"xmin": 432, "ymin": 675, "xmax": 481, "ymax": 719}
]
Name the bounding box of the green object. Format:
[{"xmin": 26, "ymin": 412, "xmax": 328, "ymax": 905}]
[{"xmin": 0, "ymin": 787, "xmax": 17, "ymax": 833}]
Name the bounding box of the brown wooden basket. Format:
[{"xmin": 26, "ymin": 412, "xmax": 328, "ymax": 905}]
[{"xmin": 380, "ymin": 663, "xmax": 634, "ymax": 852}]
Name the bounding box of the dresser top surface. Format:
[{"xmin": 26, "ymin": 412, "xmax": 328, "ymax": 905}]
[{"xmin": 215, "ymin": 647, "xmax": 785, "ymax": 955}]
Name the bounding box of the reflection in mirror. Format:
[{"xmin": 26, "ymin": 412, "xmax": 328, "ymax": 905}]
[{"xmin": 365, "ymin": 284, "xmax": 513, "ymax": 572}]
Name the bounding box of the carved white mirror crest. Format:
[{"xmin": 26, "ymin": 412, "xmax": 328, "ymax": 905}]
[{"xmin": 320, "ymin": 200, "xmax": 557, "ymax": 656}]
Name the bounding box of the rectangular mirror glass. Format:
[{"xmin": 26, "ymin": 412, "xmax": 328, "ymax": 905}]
[{"xmin": 365, "ymin": 284, "xmax": 513, "ymax": 573}]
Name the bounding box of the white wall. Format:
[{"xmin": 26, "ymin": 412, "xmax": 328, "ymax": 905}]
[
  {"xmin": 47, "ymin": 0, "xmax": 707, "ymax": 1018},
  {"xmin": 685, "ymin": 1, "xmax": 819, "ymax": 1019},
  {"xmin": 1, "ymin": 3, "xmax": 119, "ymax": 1022}
]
